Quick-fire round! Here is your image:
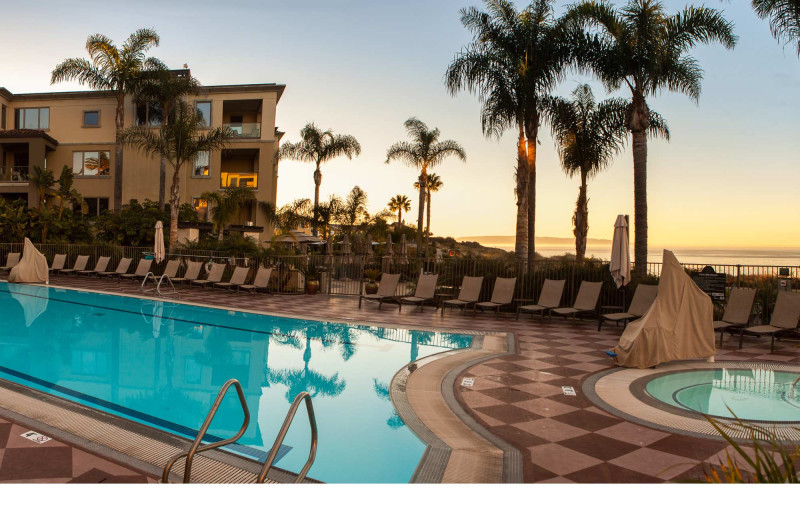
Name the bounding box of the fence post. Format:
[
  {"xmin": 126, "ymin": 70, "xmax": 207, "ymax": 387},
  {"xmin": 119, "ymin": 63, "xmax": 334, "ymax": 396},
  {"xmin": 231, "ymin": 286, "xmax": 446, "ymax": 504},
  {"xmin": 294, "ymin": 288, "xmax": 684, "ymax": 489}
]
[{"xmin": 736, "ymin": 265, "xmax": 741, "ymax": 288}]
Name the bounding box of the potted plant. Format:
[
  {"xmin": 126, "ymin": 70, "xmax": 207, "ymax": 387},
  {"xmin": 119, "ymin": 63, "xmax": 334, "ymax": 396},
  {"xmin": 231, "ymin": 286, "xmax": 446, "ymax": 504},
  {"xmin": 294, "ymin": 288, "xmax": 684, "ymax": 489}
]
[
  {"xmin": 364, "ymin": 268, "xmax": 381, "ymax": 294},
  {"xmin": 299, "ymin": 263, "xmax": 324, "ymax": 295}
]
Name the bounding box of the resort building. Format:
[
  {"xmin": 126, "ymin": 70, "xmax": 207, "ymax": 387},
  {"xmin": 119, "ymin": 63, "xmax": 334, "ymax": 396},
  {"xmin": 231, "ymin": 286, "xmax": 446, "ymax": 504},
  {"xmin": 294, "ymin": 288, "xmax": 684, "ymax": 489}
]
[{"xmin": 0, "ymin": 75, "xmax": 284, "ymax": 241}]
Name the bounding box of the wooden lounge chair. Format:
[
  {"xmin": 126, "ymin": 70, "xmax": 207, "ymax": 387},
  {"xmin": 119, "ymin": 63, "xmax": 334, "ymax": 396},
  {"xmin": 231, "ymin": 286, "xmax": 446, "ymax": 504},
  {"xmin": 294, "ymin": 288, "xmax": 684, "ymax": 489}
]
[
  {"xmin": 60, "ymin": 255, "xmax": 89, "ymax": 275},
  {"xmin": 398, "ymin": 273, "xmax": 439, "ymax": 312},
  {"xmin": 98, "ymin": 258, "xmax": 132, "ymax": 278},
  {"xmin": 215, "ymin": 266, "xmax": 250, "ymax": 291},
  {"xmin": 172, "ymin": 261, "xmax": 203, "ymax": 284},
  {"xmin": 78, "ymin": 256, "xmax": 110, "ymax": 276},
  {"xmin": 713, "ymin": 287, "xmax": 757, "ymax": 346},
  {"xmin": 598, "ymin": 284, "xmax": 658, "ymax": 331},
  {"xmin": 48, "ymin": 254, "xmax": 67, "ymax": 273},
  {"xmin": 192, "ymin": 263, "xmax": 226, "ymax": 288},
  {"xmin": 551, "ymin": 281, "xmax": 603, "ymax": 319},
  {"xmin": 0, "ymin": 252, "xmax": 20, "ymax": 273},
  {"xmin": 738, "ymin": 291, "xmax": 800, "ymax": 351},
  {"xmin": 440, "ymin": 276, "xmax": 484, "ymax": 316},
  {"xmin": 119, "ymin": 258, "xmax": 153, "ymax": 281},
  {"xmin": 359, "ymin": 273, "xmax": 401, "ymax": 309},
  {"xmin": 239, "ymin": 267, "xmax": 273, "ymax": 294},
  {"xmin": 517, "ymin": 279, "xmax": 566, "ymax": 320},
  {"xmin": 475, "ymin": 277, "xmax": 517, "ymax": 315}
]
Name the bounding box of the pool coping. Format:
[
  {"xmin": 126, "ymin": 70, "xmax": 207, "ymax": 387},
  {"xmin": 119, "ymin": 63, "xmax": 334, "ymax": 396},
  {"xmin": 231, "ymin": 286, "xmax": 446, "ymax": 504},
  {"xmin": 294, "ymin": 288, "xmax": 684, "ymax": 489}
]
[
  {"xmin": 391, "ymin": 333, "xmax": 524, "ymax": 483},
  {"xmin": 583, "ymin": 360, "xmax": 800, "ymax": 443}
]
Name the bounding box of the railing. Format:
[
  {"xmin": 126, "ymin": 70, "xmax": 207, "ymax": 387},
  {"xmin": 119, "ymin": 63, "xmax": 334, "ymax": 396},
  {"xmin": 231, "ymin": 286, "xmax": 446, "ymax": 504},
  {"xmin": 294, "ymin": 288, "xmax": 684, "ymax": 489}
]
[
  {"xmin": 221, "ymin": 171, "xmax": 258, "ymax": 188},
  {"xmin": 0, "ymin": 166, "xmax": 29, "ymax": 182},
  {"xmin": 2, "ymin": 242, "xmax": 798, "ymax": 323},
  {"xmin": 223, "ymin": 122, "xmax": 261, "ymax": 139}
]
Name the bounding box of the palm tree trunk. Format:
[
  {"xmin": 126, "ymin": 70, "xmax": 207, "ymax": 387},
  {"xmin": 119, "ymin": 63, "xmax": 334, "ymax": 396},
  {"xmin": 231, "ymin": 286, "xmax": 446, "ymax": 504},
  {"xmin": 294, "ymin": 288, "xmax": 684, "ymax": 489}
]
[
  {"xmin": 425, "ymin": 190, "xmax": 431, "ymax": 237},
  {"xmin": 159, "ymin": 156, "xmax": 167, "ymax": 209},
  {"xmin": 169, "ymin": 165, "xmax": 181, "ymax": 252},
  {"xmin": 416, "ymin": 167, "xmax": 427, "ymax": 258},
  {"xmin": 514, "ymin": 126, "xmax": 528, "ymax": 265},
  {"xmin": 114, "ymin": 95, "xmax": 125, "ymax": 213},
  {"xmin": 632, "ymin": 128, "xmax": 648, "ymax": 277},
  {"xmin": 524, "ymin": 115, "xmax": 539, "ymax": 267},
  {"xmin": 398, "ymin": 208, "xmax": 402, "ymax": 225},
  {"xmin": 312, "ymin": 167, "xmax": 322, "ymax": 236},
  {"xmin": 574, "ymin": 170, "xmax": 589, "ymax": 262}
]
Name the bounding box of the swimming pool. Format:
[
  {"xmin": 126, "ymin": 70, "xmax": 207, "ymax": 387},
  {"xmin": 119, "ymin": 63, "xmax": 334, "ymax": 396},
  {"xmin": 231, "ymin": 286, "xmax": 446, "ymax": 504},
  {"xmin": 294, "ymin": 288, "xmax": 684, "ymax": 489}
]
[
  {"xmin": 0, "ymin": 283, "xmax": 473, "ymax": 483},
  {"xmin": 646, "ymin": 368, "xmax": 800, "ymax": 422}
]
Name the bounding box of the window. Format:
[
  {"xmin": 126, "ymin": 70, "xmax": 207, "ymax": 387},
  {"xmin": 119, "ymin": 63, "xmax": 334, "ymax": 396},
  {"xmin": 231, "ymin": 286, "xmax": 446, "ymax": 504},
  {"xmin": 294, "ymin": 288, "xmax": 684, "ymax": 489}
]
[
  {"xmin": 15, "ymin": 107, "xmax": 49, "ymax": 129},
  {"xmin": 1, "ymin": 105, "xmax": 5, "ymax": 129},
  {"xmin": 193, "ymin": 151, "xmax": 209, "ymax": 177},
  {"xmin": 192, "ymin": 197, "xmax": 208, "ymax": 220},
  {"xmin": 73, "ymin": 151, "xmax": 110, "ymax": 176},
  {"xmin": 135, "ymin": 102, "xmax": 162, "ymax": 127},
  {"xmin": 221, "ymin": 172, "xmax": 258, "ymax": 188},
  {"xmin": 81, "ymin": 197, "xmax": 110, "ymax": 217},
  {"xmin": 83, "ymin": 110, "xmax": 100, "ymax": 127},
  {"xmin": 195, "ymin": 101, "xmax": 212, "ymax": 127}
]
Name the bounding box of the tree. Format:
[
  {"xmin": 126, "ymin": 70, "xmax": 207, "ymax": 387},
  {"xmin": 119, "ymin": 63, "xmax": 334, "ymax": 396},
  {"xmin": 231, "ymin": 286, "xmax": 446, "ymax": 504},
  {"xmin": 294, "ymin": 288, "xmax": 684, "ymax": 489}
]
[
  {"xmin": 133, "ymin": 67, "xmax": 200, "ymax": 208},
  {"xmin": 388, "ymin": 194, "xmax": 411, "ymax": 225},
  {"xmin": 278, "ymin": 123, "xmax": 361, "ymax": 236},
  {"xmin": 51, "ymin": 29, "xmax": 163, "ymax": 212},
  {"xmin": 28, "ymin": 166, "xmax": 57, "ymax": 210},
  {"xmin": 752, "ymin": 0, "xmax": 800, "ymax": 55},
  {"xmin": 337, "ymin": 186, "xmax": 370, "ymax": 232},
  {"xmin": 200, "ymin": 186, "xmax": 256, "ymax": 240},
  {"xmin": 121, "ymin": 100, "xmax": 232, "ymax": 248},
  {"xmin": 567, "ymin": 0, "xmax": 736, "ymax": 274},
  {"xmin": 386, "ymin": 118, "xmax": 466, "ymax": 257},
  {"xmin": 54, "ymin": 166, "xmax": 87, "ymax": 220},
  {"xmin": 545, "ymin": 84, "xmax": 669, "ymax": 261},
  {"xmin": 414, "ymin": 173, "xmax": 442, "ymax": 237}
]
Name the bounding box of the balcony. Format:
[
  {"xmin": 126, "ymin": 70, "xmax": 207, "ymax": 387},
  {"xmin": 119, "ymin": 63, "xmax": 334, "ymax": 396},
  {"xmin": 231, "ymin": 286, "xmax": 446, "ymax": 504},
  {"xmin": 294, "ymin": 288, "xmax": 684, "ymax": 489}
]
[
  {"xmin": 221, "ymin": 172, "xmax": 258, "ymax": 188},
  {"xmin": 0, "ymin": 166, "xmax": 29, "ymax": 183},
  {"xmin": 223, "ymin": 122, "xmax": 261, "ymax": 139}
]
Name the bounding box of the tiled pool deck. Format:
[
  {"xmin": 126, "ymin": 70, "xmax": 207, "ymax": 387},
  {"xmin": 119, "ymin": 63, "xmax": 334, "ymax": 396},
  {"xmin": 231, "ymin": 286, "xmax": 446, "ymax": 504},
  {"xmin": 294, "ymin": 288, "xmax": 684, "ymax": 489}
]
[{"xmin": 3, "ymin": 275, "xmax": 799, "ymax": 483}]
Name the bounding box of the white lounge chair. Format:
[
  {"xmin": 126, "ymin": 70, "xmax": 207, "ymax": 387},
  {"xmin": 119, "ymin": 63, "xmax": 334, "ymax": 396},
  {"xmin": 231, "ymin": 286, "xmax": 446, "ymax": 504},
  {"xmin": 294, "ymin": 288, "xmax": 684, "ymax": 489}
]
[
  {"xmin": 98, "ymin": 257, "xmax": 132, "ymax": 278},
  {"xmin": 739, "ymin": 291, "xmax": 800, "ymax": 351},
  {"xmin": 78, "ymin": 256, "xmax": 110, "ymax": 276},
  {"xmin": 60, "ymin": 255, "xmax": 89, "ymax": 275},
  {"xmin": 239, "ymin": 267, "xmax": 273, "ymax": 294},
  {"xmin": 48, "ymin": 254, "xmax": 67, "ymax": 273},
  {"xmin": 0, "ymin": 252, "xmax": 20, "ymax": 273},
  {"xmin": 475, "ymin": 277, "xmax": 517, "ymax": 315},
  {"xmin": 598, "ymin": 284, "xmax": 658, "ymax": 330},
  {"xmin": 119, "ymin": 258, "xmax": 153, "ymax": 281},
  {"xmin": 359, "ymin": 273, "xmax": 401, "ymax": 309},
  {"xmin": 172, "ymin": 261, "xmax": 203, "ymax": 284},
  {"xmin": 215, "ymin": 266, "xmax": 250, "ymax": 291},
  {"xmin": 551, "ymin": 281, "xmax": 603, "ymax": 319},
  {"xmin": 517, "ymin": 279, "xmax": 565, "ymax": 320},
  {"xmin": 192, "ymin": 263, "xmax": 226, "ymax": 288},
  {"xmin": 713, "ymin": 287, "xmax": 757, "ymax": 346},
  {"xmin": 440, "ymin": 276, "xmax": 484, "ymax": 315},
  {"xmin": 398, "ymin": 273, "xmax": 439, "ymax": 312}
]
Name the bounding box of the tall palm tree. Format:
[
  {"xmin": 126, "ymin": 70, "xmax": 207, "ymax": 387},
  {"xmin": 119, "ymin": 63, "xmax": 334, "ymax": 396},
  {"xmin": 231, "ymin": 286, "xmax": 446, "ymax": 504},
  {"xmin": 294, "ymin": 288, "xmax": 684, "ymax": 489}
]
[
  {"xmin": 567, "ymin": 0, "xmax": 736, "ymax": 275},
  {"xmin": 133, "ymin": 68, "xmax": 200, "ymax": 208},
  {"xmin": 388, "ymin": 194, "xmax": 411, "ymax": 225},
  {"xmin": 278, "ymin": 123, "xmax": 361, "ymax": 236},
  {"xmin": 200, "ymin": 186, "xmax": 257, "ymax": 240},
  {"xmin": 752, "ymin": 0, "xmax": 800, "ymax": 55},
  {"xmin": 414, "ymin": 173, "xmax": 443, "ymax": 237},
  {"xmin": 337, "ymin": 186, "xmax": 370, "ymax": 233},
  {"xmin": 51, "ymin": 29, "xmax": 163, "ymax": 212},
  {"xmin": 121, "ymin": 100, "xmax": 233, "ymax": 247},
  {"xmin": 386, "ymin": 118, "xmax": 466, "ymax": 257},
  {"xmin": 545, "ymin": 84, "xmax": 669, "ymax": 261}
]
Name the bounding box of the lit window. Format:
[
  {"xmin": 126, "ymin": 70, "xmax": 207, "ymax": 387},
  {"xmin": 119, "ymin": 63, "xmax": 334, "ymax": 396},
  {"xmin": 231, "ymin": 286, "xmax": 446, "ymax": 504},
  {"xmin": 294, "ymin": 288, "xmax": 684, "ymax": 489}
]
[
  {"xmin": 73, "ymin": 151, "xmax": 110, "ymax": 176},
  {"xmin": 196, "ymin": 101, "xmax": 212, "ymax": 127},
  {"xmin": 192, "ymin": 197, "xmax": 208, "ymax": 220},
  {"xmin": 15, "ymin": 107, "xmax": 49, "ymax": 129},
  {"xmin": 221, "ymin": 172, "xmax": 258, "ymax": 188},
  {"xmin": 194, "ymin": 151, "xmax": 209, "ymax": 177},
  {"xmin": 83, "ymin": 110, "xmax": 100, "ymax": 127}
]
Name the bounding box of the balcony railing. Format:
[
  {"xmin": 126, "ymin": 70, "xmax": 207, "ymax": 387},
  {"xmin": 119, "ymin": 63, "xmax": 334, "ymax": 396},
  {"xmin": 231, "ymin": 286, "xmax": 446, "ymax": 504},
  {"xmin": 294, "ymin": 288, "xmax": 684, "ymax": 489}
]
[
  {"xmin": 0, "ymin": 166, "xmax": 29, "ymax": 183},
  {"xmin": 223, "ymin": 122, "xmax": 261, "ymax": 139},
  {"xmin": 221, "ymin": 172, "xmax": 258, "ymax": 188}
]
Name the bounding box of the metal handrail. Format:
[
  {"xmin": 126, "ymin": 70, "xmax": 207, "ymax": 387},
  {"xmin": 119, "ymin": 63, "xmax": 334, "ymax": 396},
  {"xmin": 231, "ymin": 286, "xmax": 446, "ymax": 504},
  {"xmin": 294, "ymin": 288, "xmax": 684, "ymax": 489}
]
[
  {"xmin": 156, "ymin": 273, "xmax": 178, "ymax": 298},
  {"xmin": 140, "ymin": 272, "xmax": 157, "ymax": 292},
  {"xmin": 256, "ymin": 391, "xmax": 318, "ymax": 484},
  {"xmin": 161, "ymin": 379, "xmax": 250, "ymax": 483}
]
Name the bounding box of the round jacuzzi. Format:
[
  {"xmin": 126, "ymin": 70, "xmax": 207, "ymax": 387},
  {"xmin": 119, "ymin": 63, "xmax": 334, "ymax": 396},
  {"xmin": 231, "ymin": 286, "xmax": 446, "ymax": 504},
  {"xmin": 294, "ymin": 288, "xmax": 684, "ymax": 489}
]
[{"xmin": 645, "ymin": 368, "xmax": 800, "ymax": 423}]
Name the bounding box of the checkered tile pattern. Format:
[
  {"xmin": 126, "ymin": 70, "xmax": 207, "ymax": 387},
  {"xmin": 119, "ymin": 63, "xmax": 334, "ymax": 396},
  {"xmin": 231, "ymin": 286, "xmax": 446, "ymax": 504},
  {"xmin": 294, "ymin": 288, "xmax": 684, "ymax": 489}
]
[
  {"xmin": 7, "ymin": 274, "xmax": 800, "ymax": 483},
  {"xmin": 0, "ymin": 416, "xmax": 153, "ymax": 483}
]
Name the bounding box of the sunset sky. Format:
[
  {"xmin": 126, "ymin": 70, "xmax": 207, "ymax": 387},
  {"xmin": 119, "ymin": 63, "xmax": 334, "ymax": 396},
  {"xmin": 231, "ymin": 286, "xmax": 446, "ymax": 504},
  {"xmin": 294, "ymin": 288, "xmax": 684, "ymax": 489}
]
[{"xmin": 2, "ymin": 0, "xmax": 798, "ymax": 248}]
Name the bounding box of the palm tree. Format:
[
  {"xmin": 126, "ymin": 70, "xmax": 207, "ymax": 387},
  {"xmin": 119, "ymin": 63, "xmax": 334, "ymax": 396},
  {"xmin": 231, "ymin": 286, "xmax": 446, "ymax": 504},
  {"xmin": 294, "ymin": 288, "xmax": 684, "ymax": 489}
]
[
  {"xmin": 414, "ymin": 173, "xmax": 443, "ymax": 237},
  {"xmin": 567, "ymin": 0, "xmax": 736, "ymax": 274},
  {"xmin": 752, "ymin": 0, "xmax": 800, "ymax": 55},
  {"xmin": 545, "ymin": 84, "xmax": 669, "ymax": 261},
  {"xmin": 278, "ymin": 123, "xmax": 361, "ymax": 236},
  {"xmin": 387, "ymin": 194, "xmax": 411, "ymax": 225},
  {"xmin": 121, "ymin": 100, "xmax": 233, "ymax": 247},
  {"xmin": 28, "ymin": 166, "xmax": 56, "ymax": 210},
  {"xmin": 337, "ymin": 186, "xmax": 370, "ymax": 232},
  {"xmin": 200, "ymin": 186, "xmax": 257, "ymax": 240},
  {"xmin": 133, "ymin": 67, "xmax": 200, "ymax": 208},
  {"xmin": 386, "ymin": 118, "xmax": 466, "ymax": 257},
  {"xmin": 51, "ymin": 29, "xmax": 163, "ymax": 212}
]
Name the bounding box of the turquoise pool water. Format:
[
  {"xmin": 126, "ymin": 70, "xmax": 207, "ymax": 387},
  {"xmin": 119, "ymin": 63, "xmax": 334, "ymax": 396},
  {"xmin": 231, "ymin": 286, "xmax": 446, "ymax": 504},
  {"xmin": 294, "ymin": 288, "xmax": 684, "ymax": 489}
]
[
  {"xmin": 0, "ymin": 283, "xmax": 472, "ymax": 483},
  {"xmin": 646, "ymin": 368, "xmax": 800, "ymax": 422}
]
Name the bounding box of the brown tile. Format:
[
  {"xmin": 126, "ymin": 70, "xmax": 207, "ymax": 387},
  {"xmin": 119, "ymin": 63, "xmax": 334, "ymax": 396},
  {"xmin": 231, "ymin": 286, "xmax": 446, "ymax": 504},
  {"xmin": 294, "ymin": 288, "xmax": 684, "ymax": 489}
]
[
  {"xmin": 528, "ymin": 443, "xmax": 603, "ymax": 476},
  {"xmin": 478, "ymin": 387, "xmax": 538, "ymax": 404},
  {"xmin": 0, "ymin": 447, "xmax": 73, "ymax": 481},
  {"xmin": 646, "ymin": 435, "xmax": 727, "ymax": 462},
  {"xmin": 515, "ymin": 418, "xmax": 588, "ymax": 442},
  {"xmin": 472, "ymin": 404, "xmax": 542, "ymax": 424},
  {"xmin": 558, "ymin": 433, "xmax": 641, "ymax": 461},
  {"xmin": 595, "ymin": 421, "xmax": 671, "ymax": 447},
  {"xmin": 565, "ymin": 462, "xmax": 663, "ymax": 483},
  {"xmin": 490, "ymin": 425, "xmax": 550, "ymax": 448},
  {"xmin": 0, "ymin": 423, "xmax": 10, "ymax": 448},
  {"xmin": 513, "ymin": 397, "xmax": 579, "ymax": 418},
  {"xmin": 610, "ymin": 448, "xmax": 697, "ymax": 480},
  {"xmin": 553, "ymin": 410, "xmax": 623, "ymax": 432}
]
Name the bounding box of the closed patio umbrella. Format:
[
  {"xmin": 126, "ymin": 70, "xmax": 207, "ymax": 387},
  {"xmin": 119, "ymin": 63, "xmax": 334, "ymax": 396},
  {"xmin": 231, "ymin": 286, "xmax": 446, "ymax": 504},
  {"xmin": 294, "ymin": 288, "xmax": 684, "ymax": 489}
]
[
  {"xmin": 341, "ymin": 234, "xmax": 352, "ymax": 265},
  {"xmin": 382, "ymin": 235, "xmax": 394, "ymax": 271},
  {"xmin": 398, "ymin": 235, "xmax": 409, "ymax": 265},
  {"xmin": 610, "ymin": 215, "xmax": 631, "ymax": 288},
  {"xmin": 364, "ymin": 233, "xmax": 374, "ymax": 256},
  {"xmin": 154, "ymin": 221, "xmax": 165, "ymax": 264},
  {"xmin": 325, "ymin": 233, "xmax": 333, "ymax": 256}
]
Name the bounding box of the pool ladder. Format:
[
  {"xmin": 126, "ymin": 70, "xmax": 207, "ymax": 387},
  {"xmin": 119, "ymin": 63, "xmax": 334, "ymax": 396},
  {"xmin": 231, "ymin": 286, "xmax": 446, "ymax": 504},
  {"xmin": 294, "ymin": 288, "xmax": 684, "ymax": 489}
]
[
  {"xmin": 140, "ymin": 272, "xmax": 179, "ymax": 299},
  {"xmin": 161, "ymin": 379, "xmax": 318, "ymax": 484}
]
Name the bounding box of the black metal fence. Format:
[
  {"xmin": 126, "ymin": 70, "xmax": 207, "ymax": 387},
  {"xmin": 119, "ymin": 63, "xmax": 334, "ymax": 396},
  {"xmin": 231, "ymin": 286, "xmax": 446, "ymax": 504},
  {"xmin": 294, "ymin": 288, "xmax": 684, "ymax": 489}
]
[{"xmin": 1, "ymin": 243, "xmax": 797, "ymax": 322}]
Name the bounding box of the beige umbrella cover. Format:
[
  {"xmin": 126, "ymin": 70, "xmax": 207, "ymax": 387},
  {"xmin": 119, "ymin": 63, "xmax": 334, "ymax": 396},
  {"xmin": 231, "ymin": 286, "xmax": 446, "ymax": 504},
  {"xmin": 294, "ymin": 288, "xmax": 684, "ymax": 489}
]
[
  {"xmin": 326, "ymin": 234, "xmax": 333, "ymax": 255},
  {"xmin": 8, "ymin": 238, "xmax": 49, "ymax": 284},
  {"xmin": 341, "ymin": 234, "xmax": 352, "ymax": 255},
  {"xmin": 364, "ymin": 233, "xmax": 374, "ymax": 256},
  {"xmin": 154, "ymin": 221, "xmax": 165, "ymax": 264},
  {"xmin": 610, "ymin": 215, "xmax": 631, "ymax": 288},
  {"xmin": 398, "ymin": 235, "xmax": 409, "ymax": 265}
]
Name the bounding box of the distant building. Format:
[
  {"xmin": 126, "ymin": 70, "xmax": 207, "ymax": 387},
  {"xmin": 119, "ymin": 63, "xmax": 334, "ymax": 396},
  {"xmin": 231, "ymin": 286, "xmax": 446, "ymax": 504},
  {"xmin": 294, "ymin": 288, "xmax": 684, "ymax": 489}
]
[{"xmin": 0, "ymin": 75, "xmax": 284, "ymax": 241}]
